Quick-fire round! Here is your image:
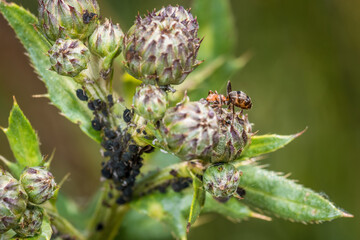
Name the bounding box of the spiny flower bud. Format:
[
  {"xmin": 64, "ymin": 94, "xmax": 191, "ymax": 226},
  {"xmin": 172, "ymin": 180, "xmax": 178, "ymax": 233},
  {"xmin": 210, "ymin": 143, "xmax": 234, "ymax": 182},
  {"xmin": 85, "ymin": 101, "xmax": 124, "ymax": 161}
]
[
  {"xmin": 20, "ymin": 167, "xmax": 57, "ymax": 205},
  {"xmin": 123, "ymin": 5, "xmax": 202, "ymax": 86},
  {"xmin": 161, "ymin": 100, "xmax": 219, "ymax": 161},
  {"xmin": 203, "ymin": 163, "xmax": 241, "ymax": 198},
  {"xmin": 13, "ymin": 205, "xmax": 43, "ymax": 237},
  {"xmin": 0, "ymin": 170, "xmax": 28, "ymax": 233},
  {"xmin": 133, "ymin": 84, "xmax": 168, "ymax": 120},
  {"xmin": 48, "ymin": 38, "xmax": 90, "ymax": 77},
  {"xmin": 211, "ymin": 109, "xmax": 252, "ymax": 162},
  {"xmin": 38, "ymin": 0, "xmax": 100, "ymax": 42},
  {"xmin": 89, "ymin": 18, "xmax": 124, "ymax": 59}
]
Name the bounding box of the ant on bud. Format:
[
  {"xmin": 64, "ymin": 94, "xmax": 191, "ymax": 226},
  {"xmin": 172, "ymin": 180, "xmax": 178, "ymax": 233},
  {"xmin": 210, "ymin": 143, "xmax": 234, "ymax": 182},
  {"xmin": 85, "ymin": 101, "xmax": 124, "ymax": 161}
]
[{"xmin": 206, "ymin": 80, "xmax": 252, "ymax": 112}]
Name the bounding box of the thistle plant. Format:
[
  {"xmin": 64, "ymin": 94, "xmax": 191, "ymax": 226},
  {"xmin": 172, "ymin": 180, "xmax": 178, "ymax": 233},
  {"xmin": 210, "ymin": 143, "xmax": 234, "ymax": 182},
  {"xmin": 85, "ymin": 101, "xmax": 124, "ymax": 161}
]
[{"xmin": 0, "ymin": 0, "xmax": 353, "ymax": 239}]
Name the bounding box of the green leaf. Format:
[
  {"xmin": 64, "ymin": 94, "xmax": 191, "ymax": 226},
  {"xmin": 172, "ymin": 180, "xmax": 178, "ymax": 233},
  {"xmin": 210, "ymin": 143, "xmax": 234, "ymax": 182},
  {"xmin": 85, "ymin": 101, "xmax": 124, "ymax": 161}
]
[
  {"xmin": 1, "ymin": 99, "xmax": 42, "ymax": 177},
  {"xmin": 11, "ymin": 213, "xmax": 52, "ymax": 240},
  {"xmin": 238, "ymin": 164, "xmax": 353, "ymax": 222},
  {"xmin": 240, "ymin": 129, "xmax": 306, "ymax": 159},
  {"xmin": 131, "ymin": 190, "xmax": 193, "ymax": 240},
  {"xmin": 187, "ymin": 173, "xmax": 205, "ymax": 232},
  {"xmin": 0, "ymin": 1, "xmax": 101, "ymax": 143},
  {"xmin": 202, "ymin": 193, "xmax": 271, "ymax": 222},
  {"xmin": 192, "ymin": 0, "xmax": 235, "ymax": 59}
]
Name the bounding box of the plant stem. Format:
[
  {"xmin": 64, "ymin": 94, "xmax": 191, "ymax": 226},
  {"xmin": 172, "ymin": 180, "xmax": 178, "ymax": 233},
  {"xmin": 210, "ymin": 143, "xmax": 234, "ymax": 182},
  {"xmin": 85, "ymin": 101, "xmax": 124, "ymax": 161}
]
[
  {"xmin": 86, "ymin": 180, "xmax": 131, "ymax": 240},
  {"xmin": 103, "ymin": 204, "xmax": 130, "ymax": 240},
  {"xmin": 43, "ymin": 203, "xmax": 86, "ymax": 240},
  {"xmin": 50, "ymin": 211, "xmax": 86, "ymax": 240},
  {"xmin": 86, "ymin": 181, "xmax": 111, "ymax": 237}
]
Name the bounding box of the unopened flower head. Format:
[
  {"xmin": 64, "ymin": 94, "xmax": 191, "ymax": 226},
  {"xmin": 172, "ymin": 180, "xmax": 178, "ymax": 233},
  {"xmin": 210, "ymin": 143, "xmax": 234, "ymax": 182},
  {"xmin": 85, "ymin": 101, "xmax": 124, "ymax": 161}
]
[
  {"xmin": 48, "ymin": 38, "xmax": 90, "ymax": 77},
  {"xmin": 89, "ymin": 18, "xmax": 124, "ymax": 59},
  {"xmin": 20, "ymin": 167, "xmax": 57, "ymax": 205},
  {"xmin": 203, "ymin": 163, "xmax": 241, "ymax": 198},
  {"xmin": 0, "ymin": 170, "xmax": 28, "ymax": 233},
  {"xmin": 161, "ymin": 100, "xmax": 219, "ymax": 161},
  {"xmin": 123, "ymin": 5, "xmax": 202, "ymax": 86},
  {"xmin": 211, "ymin": 109, "xmax": 252, "ymax": 162},
  {"xmin": 133, "ymin": 84, "xmax": 168, "ymax": 120},
  {"xmin": 13, "ymin": 205, "xmax": 43, "ymax": 237},
  {"xmin": 38, "ymin": 0, "xmax": 100, "ymax": 41}
]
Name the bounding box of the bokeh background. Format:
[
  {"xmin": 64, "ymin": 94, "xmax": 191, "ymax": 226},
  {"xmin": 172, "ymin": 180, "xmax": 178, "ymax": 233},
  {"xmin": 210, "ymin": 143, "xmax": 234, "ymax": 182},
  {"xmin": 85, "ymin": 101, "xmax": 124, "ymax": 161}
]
[{"xmin": 0, "ymin": 0, "xmax": 359, "ymax": 239}]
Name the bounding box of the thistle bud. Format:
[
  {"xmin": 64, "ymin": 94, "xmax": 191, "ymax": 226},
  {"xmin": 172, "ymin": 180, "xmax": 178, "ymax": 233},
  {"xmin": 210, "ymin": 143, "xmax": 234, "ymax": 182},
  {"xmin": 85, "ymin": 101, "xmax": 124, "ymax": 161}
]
[
  {"xmin": 161, "ymin": 101, "xmax": 219, "ymax": 161},
  {"xmin": 211, "ymin": 109, "xmax": 252, "ymax": 162},
  {"xmin": 133, "ymin": 84, "xmax": 168, "ymax": 120},
  {"xmin": 0, "ymin": 170, "xmax": 28, "ymax": 233},
  {"xmin": 203, "ymin": 163, "xmax": 241, "ymax": 198},
  {"xmin": 38, "ymin": 0, "xmax": 100, "ymax": 42},
  {"xmin": 123, "ymin": 5, "xmax": 202, "ymax": 86},
  {"xmin": 48, "ymin": 38, "xmax": 90, "ymax": 77},
  {"xmin": 20, "ymin": 167, "xmax": 57, "ymax": 205},
  {"xmin": 13, "ymin": 205, "xmax": 43, "ymax": 237},
  {"xmin": 89, "ymin": 18, "xmax": 124, "ymax": 59}
]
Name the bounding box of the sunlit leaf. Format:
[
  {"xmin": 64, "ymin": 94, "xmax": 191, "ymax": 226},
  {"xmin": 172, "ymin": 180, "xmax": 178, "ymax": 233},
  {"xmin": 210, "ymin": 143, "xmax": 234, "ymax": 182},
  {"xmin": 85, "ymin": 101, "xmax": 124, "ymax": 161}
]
[
  {"xmin": 1, "ymin": 99, "xmax": 42, "ymax": 177},
  {"xmin": 240, "ymin": 130, "xmax": 306, "ymax": 159},
  {"xmin": 0, "ymin": 1, "xmax": 101, "ymax": 143},
  {"xmin": 238, "ymin": 164, "xmax": 353, "ymax": 222}
]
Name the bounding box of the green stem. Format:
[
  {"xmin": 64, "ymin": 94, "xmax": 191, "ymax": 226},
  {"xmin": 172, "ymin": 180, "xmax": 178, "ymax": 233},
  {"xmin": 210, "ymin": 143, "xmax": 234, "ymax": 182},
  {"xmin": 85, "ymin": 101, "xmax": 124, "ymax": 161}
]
[
  {"xmin": 50, "ymin": 211, "xmax": 86, "ymax": 240},
  {"xmin": 86, "ymin": 181, "xmax": 111, "ymax": 237},
  {"xmin": 86, "ymin": 180, "xmax": 130, "ymax": 240},
  {"xmin": 103, "ymin": 204, "xmax": 130, "ymax": 240},
  {"xmin": 43, "ymin": 204, "xmax": 85, "ymax": 240},
  {"xmin": 87, "ymin": 193, "xmax": 130, "ymax": 240}
]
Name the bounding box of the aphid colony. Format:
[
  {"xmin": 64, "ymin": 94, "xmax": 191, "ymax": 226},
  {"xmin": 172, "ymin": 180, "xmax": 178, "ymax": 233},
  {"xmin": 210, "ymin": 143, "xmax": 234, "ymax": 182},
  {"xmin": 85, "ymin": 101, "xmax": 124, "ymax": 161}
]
[{"xmin": 76, "ymin": 89, "xmax": 152, "ymax": 204}]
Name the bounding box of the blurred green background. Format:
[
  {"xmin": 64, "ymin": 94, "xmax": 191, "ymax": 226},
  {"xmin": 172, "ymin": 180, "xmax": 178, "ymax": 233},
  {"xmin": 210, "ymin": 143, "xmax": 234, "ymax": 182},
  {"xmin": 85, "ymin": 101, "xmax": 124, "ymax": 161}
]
[{"xmin": 0, "ymin": 0, "xmax": 359, "ymax": 239}]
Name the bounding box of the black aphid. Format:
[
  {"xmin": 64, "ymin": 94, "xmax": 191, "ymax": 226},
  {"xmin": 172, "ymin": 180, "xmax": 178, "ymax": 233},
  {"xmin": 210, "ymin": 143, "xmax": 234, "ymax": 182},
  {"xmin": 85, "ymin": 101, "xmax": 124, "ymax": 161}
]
[
  {"xmin": 123, "ymin": 109, "xmax": 132, "ymax": 123},
  {"xmin": 91, "ymin": 118, "xmax": 102, "ymax": 131},
  {"xmin": 107, "ymin": 95, "xmax": 114, "ymax": 107},
  {"xmin": 76, "ymin": 89, "xmax": 88, "ymax": 101}
]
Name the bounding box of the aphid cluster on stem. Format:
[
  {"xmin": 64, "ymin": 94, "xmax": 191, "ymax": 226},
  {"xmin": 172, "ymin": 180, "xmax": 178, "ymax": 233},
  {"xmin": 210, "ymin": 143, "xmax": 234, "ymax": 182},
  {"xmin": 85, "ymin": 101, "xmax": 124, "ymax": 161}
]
[{"xmin": 100, "ymin": 127, "xmax": 147, "ymax": 204}]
